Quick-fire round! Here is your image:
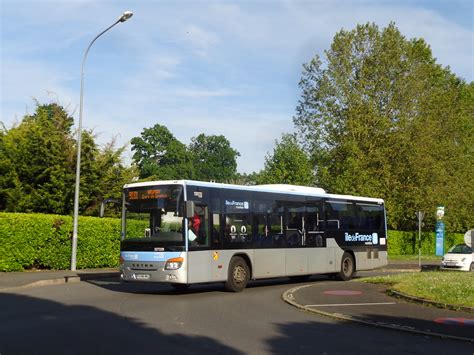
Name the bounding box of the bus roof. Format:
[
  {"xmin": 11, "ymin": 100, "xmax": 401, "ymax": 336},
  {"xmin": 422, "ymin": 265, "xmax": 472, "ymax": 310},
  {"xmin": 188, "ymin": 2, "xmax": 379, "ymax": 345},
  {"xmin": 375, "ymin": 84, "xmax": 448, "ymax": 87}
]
[{"xmin": 123, "ymin": 180, "xmax": 384, "ymax": 204}]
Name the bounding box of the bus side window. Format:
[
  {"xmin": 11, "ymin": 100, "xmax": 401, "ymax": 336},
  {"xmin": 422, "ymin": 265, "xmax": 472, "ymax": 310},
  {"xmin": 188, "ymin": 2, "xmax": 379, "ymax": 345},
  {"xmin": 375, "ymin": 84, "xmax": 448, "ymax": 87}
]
[
  {"xmin": 211, "ymin": 213, "xmax": 221, "ymax": 247},
  {"xmin": 356, "ymin": 203, "xmax": 384, "ymax": 230},
  {"xmin": 193, "ymin": 204, "xmax": 209, "ymax": 247},
  {"xmin": 326, "ymin": 200, "xmax": 357, "ymax": 230},
  {"xmin": 254, "ymin": 214, "xmax": 273, "ymax": 248},
  {"xmin": 286, "ymin": 208, "xmax": 303, "ymax": 247},
  {"xmin": 224, "ymin": 214, "xmax": 252, "ymax": 244},
  {"xmin": 270, "ymin": 214, "xmax": 285, "ymax": 247},
  {"xmin": 325, "ymin": 201, "xmax": 340, "ymax": 230}
]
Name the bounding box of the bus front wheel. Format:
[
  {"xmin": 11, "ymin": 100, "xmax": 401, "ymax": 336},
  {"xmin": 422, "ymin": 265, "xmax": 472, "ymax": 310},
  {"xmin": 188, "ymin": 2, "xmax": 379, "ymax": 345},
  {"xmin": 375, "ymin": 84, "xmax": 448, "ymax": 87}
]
[
  {"xmin": 337, "ymin": 252, "xmax": 355, "ymax": 281},
  {"xmin": 225, "ymin": 256, "xmax": 250, "ymax": 292}
]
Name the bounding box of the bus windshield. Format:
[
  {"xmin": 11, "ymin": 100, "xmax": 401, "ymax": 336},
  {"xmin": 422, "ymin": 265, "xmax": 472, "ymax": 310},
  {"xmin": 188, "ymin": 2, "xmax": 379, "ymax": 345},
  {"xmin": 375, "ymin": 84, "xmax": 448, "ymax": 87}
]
[{"xmin": 123, "ymin": 185, "xmax": 184, "ymax": 247}]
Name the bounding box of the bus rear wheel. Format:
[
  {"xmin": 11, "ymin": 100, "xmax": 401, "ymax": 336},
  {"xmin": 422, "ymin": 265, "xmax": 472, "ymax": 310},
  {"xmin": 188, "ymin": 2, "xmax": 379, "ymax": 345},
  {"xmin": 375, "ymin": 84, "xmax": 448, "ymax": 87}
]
[
  {"xmin": 225, "ymin": 256, "xmax": 250, "ymax": 292},
  {"xmin": 337, "ymin": 252, "xmax": 355, "ymax": 281}
]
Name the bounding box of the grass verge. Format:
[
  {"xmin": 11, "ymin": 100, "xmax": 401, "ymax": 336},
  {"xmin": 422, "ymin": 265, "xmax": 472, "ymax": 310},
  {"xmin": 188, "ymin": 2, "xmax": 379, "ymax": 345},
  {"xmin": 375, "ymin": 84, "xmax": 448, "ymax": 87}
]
[
  {"xmin": 359, "ymin": 271, "xmax": 474, "ymax": 308},
  {"xmin": 388, "ymin": 254, "xmax": 441, "ymax": 262}
]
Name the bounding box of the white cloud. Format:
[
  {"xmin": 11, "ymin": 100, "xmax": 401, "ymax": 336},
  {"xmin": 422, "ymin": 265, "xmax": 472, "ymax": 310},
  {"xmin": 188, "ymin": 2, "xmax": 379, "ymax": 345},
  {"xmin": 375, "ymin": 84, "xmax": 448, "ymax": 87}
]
[
  {"xmin": 1, "ymin": 59, "xmax": 77, "ymax": 124},
  {"xmin": 180, "ymin": 24, "xmax": 221, "ymax": 57}
]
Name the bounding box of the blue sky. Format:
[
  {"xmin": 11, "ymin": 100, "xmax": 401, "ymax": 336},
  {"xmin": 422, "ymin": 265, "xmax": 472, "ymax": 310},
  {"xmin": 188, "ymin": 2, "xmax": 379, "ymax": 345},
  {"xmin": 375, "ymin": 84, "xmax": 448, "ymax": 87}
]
[{"xmin": 1, "ymin": 0, "xmax": 472, "ymax": 173}]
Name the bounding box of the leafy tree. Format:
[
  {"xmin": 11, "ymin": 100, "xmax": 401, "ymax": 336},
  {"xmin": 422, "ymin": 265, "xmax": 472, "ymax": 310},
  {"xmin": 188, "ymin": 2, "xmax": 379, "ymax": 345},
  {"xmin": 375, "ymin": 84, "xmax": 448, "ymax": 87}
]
[
  {"xmin": 0, "ymin": 126, "xmax": 19, "ymax": 210},
  {"xmin": 189, "ymin": 133, "xmax": 240, "ymax": 182},
  {"xmin": 294, "ymin": 22, "xmax": 473, "ymax": 232},
  {"xmin": 74, "ymin": 131, "xmax": 137, "ymax": 216},
  {"xmin": 256, "ymin": 134, "xmax": 314, "ymax": 186},
  {"xmin": 131, "ymin": 124, "xmax": 193, "ymax": 180},
  {"xmin": 230, "ymin": 172, "xmax": 260, "ymax": 186},
  {"xmin": 0, "ymin": 102, "xmax": 136, "ymax": 215},
  {"xmin": 0, "ymin": 103, "xmax": 76, "ymax": 213}
]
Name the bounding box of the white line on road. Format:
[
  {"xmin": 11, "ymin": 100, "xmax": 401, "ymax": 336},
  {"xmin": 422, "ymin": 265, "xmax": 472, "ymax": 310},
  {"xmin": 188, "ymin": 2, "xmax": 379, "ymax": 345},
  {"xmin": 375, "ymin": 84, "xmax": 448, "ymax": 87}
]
[{"xmin": 305, "ymin": 302, "xmax": 396, "ymax": 307}]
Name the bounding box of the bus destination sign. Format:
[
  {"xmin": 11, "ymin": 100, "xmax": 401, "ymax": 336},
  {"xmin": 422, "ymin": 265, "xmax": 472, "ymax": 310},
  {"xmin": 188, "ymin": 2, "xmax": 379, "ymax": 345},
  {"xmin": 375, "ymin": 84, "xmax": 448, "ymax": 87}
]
[{"xmin": 128, "ymin": 189, "xmax": 168, "ymax": 200}]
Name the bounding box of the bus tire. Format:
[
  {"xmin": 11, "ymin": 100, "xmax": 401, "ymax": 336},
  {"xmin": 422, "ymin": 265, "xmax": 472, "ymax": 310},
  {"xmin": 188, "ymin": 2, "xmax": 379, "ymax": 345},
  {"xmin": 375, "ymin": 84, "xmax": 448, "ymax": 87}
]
[
  {"xmin": 337, "ymin": 252, "xmax": 355, "ymax": 281},
  {"xmin": 225, "ymin": 256, "xmax": 250, "ymax": 292}
]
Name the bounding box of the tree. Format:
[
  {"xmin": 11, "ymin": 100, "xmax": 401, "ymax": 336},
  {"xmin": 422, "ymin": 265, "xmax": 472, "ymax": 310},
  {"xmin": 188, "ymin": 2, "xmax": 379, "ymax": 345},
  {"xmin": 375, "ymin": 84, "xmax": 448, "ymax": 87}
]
[
  {"xmin": 73, "ymin": 131, "xmax": 137, "ymax": 216},
  {"xmin": 131, "ymin": 124, "xmax": 193, "ymax": 180},
  {"xmin": 256, "ymin": 134, "xmax": 314, "ymax": 186},
  {"xmin": 0, "ymin": 102, "xmax": 136, "ymax": 215},
  {"xmin": 0, "ymin": 126, "xmax": 19, "ymax": 210},
  {"xmin": 0, "ymin": 103, "xmax": 76, "ymax": 213},
  {"xmin": 188, "ymin": 134, "xmax": 240, "ymax": 182},
  {"xmin": 230, "ymin": 172, "xmax": 260, "ymax": 186},
  {"xmin": 294, "ymin": 22, "xmax": 473, "ymax": 232}
]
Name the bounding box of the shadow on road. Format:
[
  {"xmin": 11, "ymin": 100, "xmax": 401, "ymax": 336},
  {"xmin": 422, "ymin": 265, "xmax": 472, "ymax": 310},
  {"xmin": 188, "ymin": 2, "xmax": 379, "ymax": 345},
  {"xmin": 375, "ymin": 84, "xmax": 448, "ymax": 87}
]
[
  {"xmin": 0, "ymin": 293, "xmax": 243, "ymax": 354},
  {"xmin": 266, "ymin": 318, "xmax": 473, "ymax": 355},
  {"xmin": 85, "ymin": 274, "xmax": 333, "ymax": 296},
  {"xmin": 1, "ymin": 292, "xmax": 472, "ymax": 354}
]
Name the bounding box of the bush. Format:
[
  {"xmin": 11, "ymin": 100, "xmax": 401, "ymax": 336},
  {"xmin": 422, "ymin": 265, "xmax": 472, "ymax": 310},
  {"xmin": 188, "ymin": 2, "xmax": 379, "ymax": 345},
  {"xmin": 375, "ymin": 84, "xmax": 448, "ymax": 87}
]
[
  {"xmin": 387, "ymin": 230, "xmax": 464, "ymax": 256},
  {"xmin": 0, "ymin": 212, "xmax": 121, "ymax": 271}
]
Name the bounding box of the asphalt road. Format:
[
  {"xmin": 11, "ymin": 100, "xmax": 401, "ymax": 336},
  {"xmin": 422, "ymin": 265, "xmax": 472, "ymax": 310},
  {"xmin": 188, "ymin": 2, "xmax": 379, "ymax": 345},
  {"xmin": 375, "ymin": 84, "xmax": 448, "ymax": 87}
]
[{"xmin": 1, "ymin": 276, "xmax": 472, "ymax": 354}]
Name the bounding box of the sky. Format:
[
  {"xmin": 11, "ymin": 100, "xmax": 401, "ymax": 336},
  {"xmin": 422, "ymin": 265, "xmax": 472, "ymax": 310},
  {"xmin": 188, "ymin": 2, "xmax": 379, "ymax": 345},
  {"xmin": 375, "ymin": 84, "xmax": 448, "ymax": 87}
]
[{"xmin": 1, "ymin": 0, "xmax": 473, "ymax": 174}]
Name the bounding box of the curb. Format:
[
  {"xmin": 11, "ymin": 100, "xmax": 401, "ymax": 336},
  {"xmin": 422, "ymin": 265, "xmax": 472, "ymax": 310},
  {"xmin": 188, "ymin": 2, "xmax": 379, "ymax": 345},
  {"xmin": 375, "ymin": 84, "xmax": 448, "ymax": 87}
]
[
  {"xmin": 387, "ymin": 289, "xmax": 474, "ymax": 314},
  {"xmin": 0, "ymin": 272, "xmax": 119, "ymax": 293},
  {"xmin": 282, "ymin": 285, "xmax": 474, "ymax": 344}
]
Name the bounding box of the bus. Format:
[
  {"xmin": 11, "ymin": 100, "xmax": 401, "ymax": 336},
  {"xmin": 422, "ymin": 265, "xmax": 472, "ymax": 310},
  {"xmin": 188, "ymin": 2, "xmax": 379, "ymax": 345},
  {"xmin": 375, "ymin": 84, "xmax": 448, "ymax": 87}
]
[{"xmin": 118, "ymin": 180, "xmax": 387, "ymax": 292}]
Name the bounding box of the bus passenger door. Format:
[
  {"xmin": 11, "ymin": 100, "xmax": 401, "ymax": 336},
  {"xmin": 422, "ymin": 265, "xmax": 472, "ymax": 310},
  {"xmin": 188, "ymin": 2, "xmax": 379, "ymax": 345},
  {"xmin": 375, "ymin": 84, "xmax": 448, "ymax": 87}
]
[
  {"xmin": 187, "ymin": 204, "xmax": 212, "ymax": 283},
  {"xmin": 305, "ymin": 201, "xmax": 329, "ymax": 273},
  {"xmin": 305, "ymin": 203, "xmax": 325, "ymax": 248},
  {"xmin": 285, "ymin": 205, "xmax": 307, "ymax": 275}
]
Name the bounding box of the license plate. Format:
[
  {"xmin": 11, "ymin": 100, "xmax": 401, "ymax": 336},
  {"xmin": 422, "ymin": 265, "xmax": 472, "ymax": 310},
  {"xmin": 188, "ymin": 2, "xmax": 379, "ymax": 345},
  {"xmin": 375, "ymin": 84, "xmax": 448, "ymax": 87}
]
[{"xmin": 136, "ymin": 274, "xmax": 151, "ymax": 280}]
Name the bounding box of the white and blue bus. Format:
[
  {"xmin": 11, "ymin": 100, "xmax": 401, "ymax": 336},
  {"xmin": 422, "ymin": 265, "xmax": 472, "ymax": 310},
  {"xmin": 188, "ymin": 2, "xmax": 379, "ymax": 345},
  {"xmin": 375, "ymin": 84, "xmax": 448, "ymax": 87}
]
[{"xmin": 118, "ymin": 180, "xmax": 387, "ymax": 291}]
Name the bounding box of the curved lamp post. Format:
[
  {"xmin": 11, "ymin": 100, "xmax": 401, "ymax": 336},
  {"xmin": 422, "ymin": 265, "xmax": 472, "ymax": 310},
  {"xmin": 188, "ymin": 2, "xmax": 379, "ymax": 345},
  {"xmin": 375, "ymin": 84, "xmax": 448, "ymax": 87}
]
[{"xmin": 71, "ymin": 11, "xmax": 133, "ymax": 271}]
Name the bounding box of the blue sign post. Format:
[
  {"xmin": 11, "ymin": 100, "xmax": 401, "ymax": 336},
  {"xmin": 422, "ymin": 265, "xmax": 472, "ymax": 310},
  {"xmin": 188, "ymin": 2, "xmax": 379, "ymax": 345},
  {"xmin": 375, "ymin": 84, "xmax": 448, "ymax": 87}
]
[
  {"xmin": 435, "ymin": 221, "xmax": 445, "ymax": 256},
  {"xmin": 435, "ymin": 206, "xmax": 445, "ymax": 256}
]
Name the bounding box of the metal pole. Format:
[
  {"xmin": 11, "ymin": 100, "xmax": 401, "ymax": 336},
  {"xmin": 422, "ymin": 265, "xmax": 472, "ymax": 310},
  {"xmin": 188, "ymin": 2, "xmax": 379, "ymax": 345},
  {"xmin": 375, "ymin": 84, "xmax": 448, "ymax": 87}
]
[
  {"xmin": 71, "ymin": 12, "xmax": 133, "ymax": 271},
  {"xmin": 417, "ymin": 211, "xmax": 424, "ymax": 269},
  {"xmin": 418, "ymin": 216, "xmax": 421, "ymax": 268}
]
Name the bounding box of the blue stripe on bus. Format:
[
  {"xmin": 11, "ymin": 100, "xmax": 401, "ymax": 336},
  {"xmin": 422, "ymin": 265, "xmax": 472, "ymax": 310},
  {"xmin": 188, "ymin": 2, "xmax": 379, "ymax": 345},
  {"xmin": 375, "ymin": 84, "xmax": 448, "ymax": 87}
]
[{"xmin": 121, "ymin": 251, "xmax": 181, "ymax": 262}]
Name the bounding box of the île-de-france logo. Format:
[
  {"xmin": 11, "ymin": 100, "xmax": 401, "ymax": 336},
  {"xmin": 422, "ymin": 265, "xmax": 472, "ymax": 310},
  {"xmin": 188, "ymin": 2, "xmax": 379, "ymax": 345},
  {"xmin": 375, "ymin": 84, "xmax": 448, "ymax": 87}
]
[{"xmin": 344, "ymin": 232, "xmax": 378, "ymax": 245}]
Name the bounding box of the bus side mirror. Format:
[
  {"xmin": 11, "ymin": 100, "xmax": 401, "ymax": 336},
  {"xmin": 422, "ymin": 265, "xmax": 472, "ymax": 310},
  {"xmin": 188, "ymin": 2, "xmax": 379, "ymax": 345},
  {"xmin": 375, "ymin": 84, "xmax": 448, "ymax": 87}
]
[
  {"xmin": 99, "ymin": 198, "xmax": 121, "ymax": 218},
  {"xmin": 185, "ymin": 201, "xmax": 195, "ymax": 218}
]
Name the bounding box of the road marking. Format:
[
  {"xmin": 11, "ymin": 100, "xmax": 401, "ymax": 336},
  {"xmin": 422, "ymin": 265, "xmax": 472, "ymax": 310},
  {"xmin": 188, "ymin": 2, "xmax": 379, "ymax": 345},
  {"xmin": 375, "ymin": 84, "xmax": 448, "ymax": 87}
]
[
  {"xmin": 323, "ymin": 290, "xmax": 362, "ymax": 296},
  {"xmin": 434, "ymin": 318, "xmax": 474, "ymax": 326},
  {"xmin": 305, "ymin": 302, "xmax": 396, "ymax": 307}
]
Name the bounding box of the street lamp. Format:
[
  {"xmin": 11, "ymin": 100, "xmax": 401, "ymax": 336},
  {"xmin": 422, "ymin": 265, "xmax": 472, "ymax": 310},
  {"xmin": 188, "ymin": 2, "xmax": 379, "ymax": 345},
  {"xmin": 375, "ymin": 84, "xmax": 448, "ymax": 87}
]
[{"xmin": 71, "ymin": 11, "xmax": 133, "ymax": 271}]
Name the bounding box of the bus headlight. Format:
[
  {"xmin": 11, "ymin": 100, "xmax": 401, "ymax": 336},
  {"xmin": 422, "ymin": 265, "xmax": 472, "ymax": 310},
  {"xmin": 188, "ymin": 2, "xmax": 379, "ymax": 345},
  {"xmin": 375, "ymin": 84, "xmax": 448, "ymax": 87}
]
[{"xmin": 165, "ymin": 257, "xmax": 184, "ymax": 270}]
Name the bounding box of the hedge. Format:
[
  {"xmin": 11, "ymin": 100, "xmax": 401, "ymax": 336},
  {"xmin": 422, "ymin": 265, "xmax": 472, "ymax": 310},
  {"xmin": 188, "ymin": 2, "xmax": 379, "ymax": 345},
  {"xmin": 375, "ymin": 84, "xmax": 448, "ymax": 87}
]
[
  {"xmin": 0, "ymin": 212, "xmax": 467, "ymax": 271},
  {"xmin": 0, "ymin": 212, "xmax": 123, "ymax": 271},
  {"xmin": 386, "ymin": 230, "xmax": 464, "ymax": 255}
]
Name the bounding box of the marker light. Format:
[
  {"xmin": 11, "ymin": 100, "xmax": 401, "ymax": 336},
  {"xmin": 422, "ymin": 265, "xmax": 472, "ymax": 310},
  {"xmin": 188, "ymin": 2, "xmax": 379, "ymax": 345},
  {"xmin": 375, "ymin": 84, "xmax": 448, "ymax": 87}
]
[{"xmin": 165, "ymin": 257, "xmax": 184, "ymax": 270}]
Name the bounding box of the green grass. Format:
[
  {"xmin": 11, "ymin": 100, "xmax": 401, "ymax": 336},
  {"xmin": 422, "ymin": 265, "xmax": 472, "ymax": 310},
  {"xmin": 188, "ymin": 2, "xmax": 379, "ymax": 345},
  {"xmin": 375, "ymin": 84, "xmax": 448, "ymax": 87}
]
[
  {"xmin": 388, "ymin": 254, "xmax": 441, "ymax": 262},
  {"xmin": 359, "ymin": 272, "xmax": 474, "ymax": 308}
]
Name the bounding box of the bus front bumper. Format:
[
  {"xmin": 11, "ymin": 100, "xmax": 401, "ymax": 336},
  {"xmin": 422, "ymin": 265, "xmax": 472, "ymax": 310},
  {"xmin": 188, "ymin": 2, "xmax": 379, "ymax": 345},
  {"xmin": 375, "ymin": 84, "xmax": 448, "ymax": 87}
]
[{"xmin": 120, "ymin": 263, "xmax": 187, "ymax": 283}]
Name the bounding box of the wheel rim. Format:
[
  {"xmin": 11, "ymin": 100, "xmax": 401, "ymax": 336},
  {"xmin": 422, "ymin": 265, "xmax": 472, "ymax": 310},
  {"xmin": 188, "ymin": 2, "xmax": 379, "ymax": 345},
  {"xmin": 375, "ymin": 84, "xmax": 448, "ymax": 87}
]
[
  {"xmin": 233, "ymin": 265, "xmax": 247, "ymax": 284},
  {"xmin": 343, "ymin": 257, "xmax": 352, "ymax": 276}
]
